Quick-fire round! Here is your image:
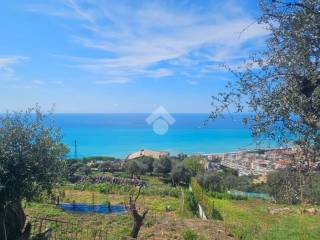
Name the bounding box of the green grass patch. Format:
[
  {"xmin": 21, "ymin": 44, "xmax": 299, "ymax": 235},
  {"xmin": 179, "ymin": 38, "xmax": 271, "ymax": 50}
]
[{"xmin": 211, "ymin": 197, "xmax": 320, "ymax": 239}]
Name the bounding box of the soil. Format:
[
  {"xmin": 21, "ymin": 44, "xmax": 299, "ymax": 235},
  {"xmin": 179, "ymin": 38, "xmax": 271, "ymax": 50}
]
[{"xmin": 138, "ymin": 216, "xmax": 235, "ymax": 240}]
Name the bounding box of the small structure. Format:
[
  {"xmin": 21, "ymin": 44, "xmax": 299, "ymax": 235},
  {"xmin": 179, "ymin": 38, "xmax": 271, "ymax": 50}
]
[{"xmin": 126, "ymin": 149, "xmax": 169, "ymax": 160}]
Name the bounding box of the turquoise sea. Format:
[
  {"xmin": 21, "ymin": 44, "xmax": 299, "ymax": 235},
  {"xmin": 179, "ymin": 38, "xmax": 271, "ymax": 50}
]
[{"xmin": 55, "ymin": 114, "xmax": 275, "ymax": 158}]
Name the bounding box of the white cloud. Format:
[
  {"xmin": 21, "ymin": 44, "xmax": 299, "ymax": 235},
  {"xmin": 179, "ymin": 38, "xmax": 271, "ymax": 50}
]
[
  {"xmin": 51, "ymin": 80, "xmax": 63, "ymax": 85},
  {"xmin": 10, "ymin": 84, "xmax": 39, "ymax": 89},
  {"xmin": 0, "ymin": 56, "xmax": 27, "ymax": 65},
  {"xmin": 9, "ymin": 80, "xmax": 44, "ymax": 89},
  {"xmin": 32, "ymin": 80, "xmax": 44, "ymax": 85},
  {"xmin": 145, "ymin": 68, "xmax": 173, "ymax": 78},
  {"xmin": 0, "ymin": 56, "xmax": 28, "ymax": 81},
  {"xmin": 95, "ymin": 78, "xmax": 130, "ymax": 84},
  {"xmin": 187, "ymin": 80, "xmax": 198, "ymax": 85},
  {"xmin": 26, "ymin": 0, "xmax": 269, "ymax": 83}
]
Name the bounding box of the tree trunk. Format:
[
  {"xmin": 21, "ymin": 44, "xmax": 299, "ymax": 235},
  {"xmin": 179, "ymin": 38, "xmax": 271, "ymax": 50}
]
[
  {"xmin": 131, "ymin": 212, "xmax": 143, "ymax": 238},
  {"xmin": 0, "ymin": 201, "xmax": 31, "ymax": 240},
  {"xmin": 0, "ymin": 205, "xmax": 7, "ymax": 240},
  {"xmin": 128, "ymin": 186, "xmax": 148, "ymax": 239}
]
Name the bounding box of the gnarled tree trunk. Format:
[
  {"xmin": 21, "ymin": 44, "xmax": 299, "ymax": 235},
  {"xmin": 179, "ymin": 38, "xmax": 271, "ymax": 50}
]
[
  {"xmin": 128, "ymin": 186, "xmax": 148, "ymax": 238},
  {"xmin": 0, "ymin": 201, "xmax": 52, "ymax": 240},
  {"xmin": 0, "ymin": 201, "xmax": 31, "ymax": 240}
]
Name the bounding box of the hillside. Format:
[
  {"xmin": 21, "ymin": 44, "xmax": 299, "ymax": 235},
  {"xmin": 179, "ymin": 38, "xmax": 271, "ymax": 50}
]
[{"xmin": 24, "ymin": 175, "xmax": 320, "ymax": 240}]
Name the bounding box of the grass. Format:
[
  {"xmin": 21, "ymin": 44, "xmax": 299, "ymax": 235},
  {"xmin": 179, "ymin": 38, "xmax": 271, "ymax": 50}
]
[
  {"xmin": 210, "ymin": 197, "xmax": 320, "ymax": 239},
  {"xmin": 62, "ymin": 178, "xmax": 181, "ymax": 198},
  {"xmin": 25, "ymin": 175, "xmax": 320, "ymax": 239},
  {"xmin": 25, "ymin": 177, "xmax": 185, "ymax": 239},
  {"xmin": 25, "ymin": 201, "xmax": 133, "ymax": 239},
  {"xmin": 182, "ymin": 229, "xmax": 207, "ymax": 240}
]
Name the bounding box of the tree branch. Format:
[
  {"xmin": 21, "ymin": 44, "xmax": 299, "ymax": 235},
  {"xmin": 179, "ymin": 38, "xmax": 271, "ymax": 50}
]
[{"xmin": 134, "ymin": 185, "xmax": 143, "ymax": 202}]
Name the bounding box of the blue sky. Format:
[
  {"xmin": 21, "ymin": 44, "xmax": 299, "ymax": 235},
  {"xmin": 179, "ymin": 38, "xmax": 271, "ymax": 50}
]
[{"xmin": 0, "ymin": 0, "xmax": 268, "ymax": 113}]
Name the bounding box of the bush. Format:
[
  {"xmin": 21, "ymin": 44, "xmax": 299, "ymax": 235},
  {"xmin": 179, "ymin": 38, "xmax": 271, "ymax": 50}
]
[
  {"xmin": 153, "ymin": 157, "xmax": 172, "ymax": 176},
  {"xmin": 78, "ymin": 165, "xmax": 92, "ymax": 176},
  {"xmin": 191, "ymin": 178, "xmax": 215, "ymax": 219},
  {"xmin": 197, "ymin": 173, "xmax": 225, "ymax": 193},
  {"xmin": 212, "ymin": 208, "xmax": 223, "ymax": 220},
  {"xmin": 70, "ymin": 181, "xmax": 181, "ymax": 198},
  {"xmin": 171, "ymin": 163, "xmax": 192, "ymax": 186},
  {"xmin": 135, "ymin": 156, "xmax": 155, "ymax": 173},
  {"xmin": 207, "ymin": 191, "xmax": 248, "ymax": 200},
  {"xmin": 144, "ymin": 185, "xmax": 181, "ymax": 198},
  {"xmin": 71, "ymin": 182, "xmax": 133, "ymax": 195},
  {"xmin": 126, "ymin": 160, "xmax": 147, "ymax": 177},
  {"xmin": 183, "ymin": 156, "xmax": 205, "ymax": 176},
  {"xmin": 182, "ymin": 229, "xmax": 207, "ymax": 240},
  {"xmin": 182, "ymin": 229, "xmax": 198, "ymax": 240},
  {"xmin": 185, "ymin": 191, "xmax": 198, "ymax": 216},
  {"xmin": 267, "ymin": 169, "xmax": 320, "ymax": 205},
  {"xmin": 222, "ymin": 175, "xmax": 252, "ymax": 192},
  {"xmin": 82, "ymin": 156, "xmax": 118, "ymax": 163}
]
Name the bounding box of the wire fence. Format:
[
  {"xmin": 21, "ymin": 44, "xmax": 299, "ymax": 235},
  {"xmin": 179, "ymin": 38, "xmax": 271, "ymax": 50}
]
[{"xmin": 27, "ymin": 216, "xmax": 109, "ymax": 240}]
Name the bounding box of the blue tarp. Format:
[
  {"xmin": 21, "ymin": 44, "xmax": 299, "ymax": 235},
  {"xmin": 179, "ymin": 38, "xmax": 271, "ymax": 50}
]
[
  {"xmin": 229, "ymin": 190, "xmax": 273, "ymax": 200},
  {"xmin": 59, "ymin": 203, "xmax": 126, "ymax": 214}
]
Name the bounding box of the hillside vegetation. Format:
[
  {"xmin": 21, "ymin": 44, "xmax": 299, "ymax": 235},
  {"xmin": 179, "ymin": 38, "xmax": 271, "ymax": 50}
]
[{"xmin": 24, "ymin": 174, "xmax": 320, "ymax": 240}]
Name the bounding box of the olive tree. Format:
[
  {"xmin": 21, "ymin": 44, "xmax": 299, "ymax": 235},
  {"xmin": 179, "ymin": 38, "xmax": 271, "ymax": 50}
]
[
  {"xmin": 211, "ymin": 0, "xmax": 320, "ymax": 203},
  {"xmin": 0, "ymin": 107, "xmax": 68, "ymax": 240},
  {"xmin": 183, "ymin": 156, "xmax": 205, "ymax": 177},
  {"xmin": 153, "ymin": 157, "xmax": 172, "ymax": 176},
  {"xmin": 128, "ymin": 186, "xmax": 148, "ymax": 238},
  {"xmin": 126, "ymin": 160, "xmax": 148, "ymax": 178},
  {"xmin": 170, "ymin": 163, "xmax": 192, "ymax": 186}
]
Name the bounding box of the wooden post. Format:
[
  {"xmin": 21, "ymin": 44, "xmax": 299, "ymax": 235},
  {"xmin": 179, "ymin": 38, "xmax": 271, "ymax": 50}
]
[
  {"xmin": 75, "ymin": 224, "xmax": 78, "ymax": 240},
  {"xmin": 38, "ymin": 219, "xmax": 43, "ymax": 234},
  {"xmin": 202, "ymin": 187, "xmax": 204, "ymax": 200},
  {"xmin": 107, "ymin": 202, "xmax": 112, "ymax": 213},
  {"xmin": 54, "ymin": 220, "xmax": 57, "ymax": 240}
]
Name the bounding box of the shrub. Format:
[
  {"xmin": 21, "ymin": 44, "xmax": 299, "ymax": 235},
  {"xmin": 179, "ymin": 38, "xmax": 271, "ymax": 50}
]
[
  {"xmin": 171, "ymin": 163, "xmax": 192, "ymax": 186},
  {"xmin": 70, "ymin": 181, "xmax": 181, "ymax": 198},
  {"xmin": 185, "ymin": 191, "xmax": 198, "ymax": 216},
  {"xmin": 182, "ymin": 229, "xmax": 207, "ymax": 240},
  {"xmin": 207, "ymin": 191, "xmax": 248, "ymax": 200},
  {"xmin": 191, "ymin": 178, "xmax": 215, "ymax": 219},
  {"xmin": 182, "ymin": 229, "xmax": 198, "ymax": 240},
  {"xmin": 267, "ymin": 169, "xmax": 320, "ymax": 205},
  {"xmin": 197, "ymin": 173, "xmax": 225, "ymax": 193},
  {"xmin": 183, "ymin": 156, "xmax": 205, "ymax": 176},
  {"xmin": 135, "ymin": 156, "xmax": 155, "ymax": 173},
  {"xmin": 153, "ymin": 157, "xmax": 172, "ymax": 176},
  {"xmin": 126, "ymin": 160, "xmax": 147, "ymax": 177},
  {"xmin": 212, "ymin": 208, "xmax": 223, "ymax": 220},
  {"xmin": 145, "ymin": 185, "xmax": 181, "ymax": 198}
]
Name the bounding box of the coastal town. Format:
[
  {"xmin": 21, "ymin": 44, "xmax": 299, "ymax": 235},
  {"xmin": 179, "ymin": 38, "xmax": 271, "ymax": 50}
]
[
  {"xmin": 124, "ymin": 148, "xmax": 294, "ymax": 176},
  {"xmin": 202, "ymin": 148, "xmax": 295, "ymax": 176}
]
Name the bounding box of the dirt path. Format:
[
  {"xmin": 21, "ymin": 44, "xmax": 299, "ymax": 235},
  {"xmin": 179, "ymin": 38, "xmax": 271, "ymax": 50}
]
[{"xmin": 139, "ymin": 216, "xmax": 234, "ymax": 240}]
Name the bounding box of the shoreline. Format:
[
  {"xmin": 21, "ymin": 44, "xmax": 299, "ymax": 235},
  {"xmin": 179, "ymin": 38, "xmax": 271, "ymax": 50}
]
[{"xmin": 67, "ymin": 146, "xmax": 291, "ymax": 160}]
